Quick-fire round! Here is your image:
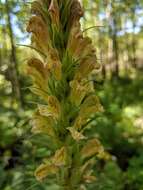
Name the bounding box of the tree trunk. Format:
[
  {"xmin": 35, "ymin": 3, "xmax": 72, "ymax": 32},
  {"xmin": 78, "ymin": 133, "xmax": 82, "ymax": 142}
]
[
  {"xmin": 111, "ymin": 1, "xmax": 119, "ymax": 77},
  {"xmin": 131, "ymin": 9, "xmax": 137, "ymax": 68},
  {"xmin": 5, "ymin": 0, "xmax": 23, "ymax": 107}
]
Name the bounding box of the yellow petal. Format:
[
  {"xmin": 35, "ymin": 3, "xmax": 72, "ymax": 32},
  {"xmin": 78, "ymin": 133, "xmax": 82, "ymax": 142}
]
[
  {"xmin": 30, "ymin": 85, "xmax": 49, "ymax": 102},
  {"xmin": 75, "ymin": 55, "xmax": 99, "ymax": 79},
  {"xmin": 27, "ymin": 58, "xmax": 49, "ymax": 79},
  {"xmin": 80, "ymin": 158, "xmax": 96, "ymax": 177},
  {"xmin": 48, "ymin": 96, "xmax": 61, "ymax": 118},
  {"xmin": 83, "ymin": 174, "xmax": 96, "ymax": 183},
  {"xmin": 30, "ymin": 115, "xmax": 55, "ymax": 137},
  {"xmin": 38, "ymin": 104, "xmax": 53, "ymax": 117},
  {"xmin": 70, "ymin": 80, "xmax": 93, "ymax": 106},
  {"xmin": 26, "ymin": 15, "xmax": 51, "ymax": 53},
  {"xmin": 69, "ymin": 0, "xmax": 83, "ymax": 28},
  {"xmin": 79, "ymin": 95, "xmax": 104, "ymax": 119},
  {"xmin": 49, "ymin": 0, "xmax": 60, "ymax": 28},
  {"xmin": 47, "ymin": 49, "xmax": 62, "ymax": 80},
  {"xmin": 35, "ymin": 163, "xmax": 58, "ymax": 181},
  {"xmin": 81, "ymin": 138, "xmax": 104, "ymax": 159},
  {"xmin": 67, "ymin": 127, "xmax": 86, "ymax": 141},
  {"xmin": 38, "ymin": 96, "xmax": 61, "ymax": 119},
  {"xmin": 52, "ymin": 147, "xmax": 67, "ymax": 166},
  {"xmin": 97, "ymin": 151, "xmax": 111, "ymax": 161},
  {"xmin": 73, "ymin": 116, "xmax": 87, "ymax": 130}
]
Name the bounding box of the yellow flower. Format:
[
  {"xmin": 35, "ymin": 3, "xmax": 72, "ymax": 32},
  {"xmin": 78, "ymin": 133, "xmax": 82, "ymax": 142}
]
[
  {"xmin": 79, "ymin": 95, "xmax": 104, "ymax": 119},
  {"xmin": 81, "ymin": 138, "xmax": 104, "ymax": 159},
  {"xmin": 67, "ymin": 127, "xmax": 86, "ymax": 141},
  {"xmin": 26, "ymin": 15, "xmax": 51, "ymax": 53},
  {"xmin": 27, "ymin": 65, "xmax": 47, "ymax": 91},
  {"xmin": 80, "ymin": 158, "xmax": 96, "ymax": 175},
  {"xmin": 35, "ymin": 163, "xmax": 58, "ymax": 181},
  {"xmin": 83, "ymin": 173, "xmax": 96, "ymax": 184},
  {"xmin": 30, "ymin": 114, "xmax": 55, "ymax": 137},
  {"xmin": 52, "ymin": 146, "xmax": 67, "ymax": 166},
  {"xmin": 69, "ymin": 0, "xmax": 83, "ymax": 27},
  {"xmin": 27, "ymin": 58, "xmax": 49, "ymax": 79},
  {"xmin": 38, "ymin": 96, "xmax": 61, "ymax": 120},
  {"xmin": 67, "ymin": 22, "xmax": 98, "ymax": 63},
  {"xmin": 72, "ymin": 116, "xmax": 88, "ymax": 131},
  {"xmin": 97, "ymin": 151, "xmax": 111, "ymax": 161},
  {"xmin": 70, "ymin": 79, "xmax": 93, "ymax": 106},
  {"xmin": 49, "ymin": 0, "xmax": 60, "ymax": 28},
  {"xmin": 29, "ymin": 85, "xmax": 49, "ymax": 102},
  {"xmin": 47, "ymin": 49, "xmax": 62, "ymax": 80},
  {"xmin": 67, "ymin": 22, "xmax": 83, "ymax": 59},
  {"xmin": 75, "ymin": 55, "xmax": 100, "ymax": 79},
  {"xmin": 48, "ymin": 95, "xmax": 61, "ymax": 117}
]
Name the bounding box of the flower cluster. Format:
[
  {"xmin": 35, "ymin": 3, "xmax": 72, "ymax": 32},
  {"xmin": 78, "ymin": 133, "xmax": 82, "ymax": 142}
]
[{"xmin": 26, "ymin": 0, "xmax": 109, "ymax": 189}]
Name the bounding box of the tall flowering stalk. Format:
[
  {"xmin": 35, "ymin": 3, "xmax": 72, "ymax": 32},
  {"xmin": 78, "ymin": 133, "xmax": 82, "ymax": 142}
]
[{"xmin": 26, "ymin": 0, "xmax": 109, "ymax": 189}]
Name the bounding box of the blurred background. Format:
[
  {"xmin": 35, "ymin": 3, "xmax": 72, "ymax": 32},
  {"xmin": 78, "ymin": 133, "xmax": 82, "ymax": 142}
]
[{"xmin": 0, "ymin": 0, "xmax": 143, "ymax": 189}]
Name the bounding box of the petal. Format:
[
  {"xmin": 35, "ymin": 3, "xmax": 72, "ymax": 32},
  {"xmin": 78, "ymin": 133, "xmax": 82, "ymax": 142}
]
[{"xmin": 67, "ymin": 127, "xmax": 86, "ymax": 141}]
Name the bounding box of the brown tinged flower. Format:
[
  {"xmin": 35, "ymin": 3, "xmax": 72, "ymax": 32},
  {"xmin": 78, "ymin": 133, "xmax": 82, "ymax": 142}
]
[
  {"xmin": 27, "ymin": 58, "xmax": 49, "ymax": 79},
  {"xmin": 31, "ymin": 1, "xmax": 46, "ymax": 20},
  {"xmin": 67, "ymin": 21, "xmax": 83, "ymax": 59},
  {"xmin": 67, "ymin": 22, "xmax": 98, "ymax": 62},
  {"xmin": 30, "ymin": 114, "xmax": 56, "ymax": 137},
  {"xmin": 83, "ymin": 170, "xmax": 96, "ymax": 184},
  {"xmin": 47, "ymin": 48, "xmax": 62, "ymax": 80},
  {"xmin": 69, "ymin": 0, "xmax": 84, "ymax": 27},
  {"xmin": 73, "ymin": 116, "xmax": 85, "ymax": 130},
  {"xmin": 38, "ymin": 96, "xmax": 61, "ymax": 120},
  {"xmin": 79, "ymin": 94, "xmax": 104, "ymax": 119},
  {"xmin": 81, "ymin": 138, "xmax": 104, "ymax": 159},
  {"xmin": 69, "ymin": 79, "xmax": 93, "ymax": 107},
  {"xmin": 27, "ymin": 65, "xmax": 47, "ymax": 92},
  {"xmin": 75, "ymin": 55, "xmax": 99, "ymax": 79},
  {"xmin": 48, "ymin": 0, "xmax": 60, "ymax": 29},
  {"xmin": 27, "ymin": 58, "xmax": 50, "ymax": 99},
  {"xmin": 35, "ymin": 163, "xmax": 58, "ymax": 181},
  {"xmin": 26, "ymin": 15, "xmax": 51, "ymax": 53},
  {"xmin": 26, "ymin": 0, "xmax": 106, "ymax": 188},
  {"xmin": 52, "ymin": 146, "xmax": 67, "ymax": 166},
  {"xmin": 67, "ymin": 127, "xmax": 86, "ymax": 142}
]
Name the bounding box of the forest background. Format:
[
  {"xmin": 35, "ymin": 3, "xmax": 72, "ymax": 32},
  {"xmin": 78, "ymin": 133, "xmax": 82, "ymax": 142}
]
[{"xmin": 0, "ymin": 0, "xmax": 143, "ymax": 189}]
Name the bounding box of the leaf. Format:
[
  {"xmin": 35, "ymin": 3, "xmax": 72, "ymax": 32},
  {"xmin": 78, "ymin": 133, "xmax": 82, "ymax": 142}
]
[{"xmin": 67, "ymin": 127, "xmax": 86, "ymax": 141}]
